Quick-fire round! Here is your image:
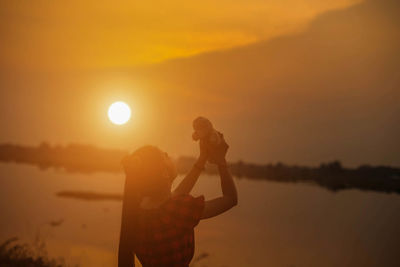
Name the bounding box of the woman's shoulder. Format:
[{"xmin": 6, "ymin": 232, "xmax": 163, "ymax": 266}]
[
  {"xmin": 160, "ymin": 193, "xmax": 205, "ymax": 228},
  {"xmin": 169, "ymin": 193, "xmax": 205, "ymax": 202},
  {"xmin": 165, "ymin": 193, "xmax": 205, "ymax": 211}
]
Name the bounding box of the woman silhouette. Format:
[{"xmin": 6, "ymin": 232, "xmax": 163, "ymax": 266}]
[{"xmin": 118, "ymin": 133, "xmax": 238, "ymax": 267}]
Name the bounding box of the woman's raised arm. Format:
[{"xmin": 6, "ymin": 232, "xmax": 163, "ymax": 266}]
[
  {"xmin": 201, "ymin": 134, "xmax": 238, "ymax": 219},
  {"xmin": 171, "ymin": 139, "xmax": 208, "ymax": 197}
]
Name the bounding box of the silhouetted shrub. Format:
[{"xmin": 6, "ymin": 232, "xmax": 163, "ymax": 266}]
[{"xmin": 0, "ymin": 238, "xmax": 68, "ymax": 267}]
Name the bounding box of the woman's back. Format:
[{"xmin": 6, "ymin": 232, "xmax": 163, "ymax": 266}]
[{"xmin": 134, "ymin": 194, "xmax": 205, "ymax": 267}]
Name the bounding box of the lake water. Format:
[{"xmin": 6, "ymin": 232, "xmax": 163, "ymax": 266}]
[{"xmin": 0, "ymin": 162, "xmax": 399, "ymax": 267}]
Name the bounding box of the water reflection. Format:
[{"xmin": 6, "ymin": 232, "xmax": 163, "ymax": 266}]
[{"xmin": 0, "ymin": 163, "xmax": 399, "ymax": 267}]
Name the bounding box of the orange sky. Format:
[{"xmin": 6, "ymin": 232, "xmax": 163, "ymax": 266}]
[
  {"xmin": 1, "ymin": 0, "xmax": 360, "ymax": 70},
  {"xmin": 0, "ymin": 0, "xmax": 399, "ymax": 167}
]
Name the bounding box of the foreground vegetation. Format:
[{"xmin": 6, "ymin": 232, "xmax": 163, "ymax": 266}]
[{"xmin": 0, "ymin": 238, "xmax": 67, "ymax": 267}]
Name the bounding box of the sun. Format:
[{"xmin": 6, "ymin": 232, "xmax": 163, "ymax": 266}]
[{"xmin": 108, "ymin": 101, "xmax": 131, "ymax": 125}]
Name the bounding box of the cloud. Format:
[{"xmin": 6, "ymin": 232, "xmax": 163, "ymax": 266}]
[
  {"xmin": 0, "ymin": 0, "xmax": 359, "ymax": 69},
  {"xmin": 127, "ymin": 0, "xmax": 400, "ymax": 166}
]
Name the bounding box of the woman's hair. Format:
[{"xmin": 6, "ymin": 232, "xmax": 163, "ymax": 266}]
[{"xmin": 120, "ymin": 145, "xmax": 172, "ymax": 251}]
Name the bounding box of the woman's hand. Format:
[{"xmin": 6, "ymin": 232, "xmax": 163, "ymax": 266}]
[{"xmin": 207, "ymin": 132, "xmax": 229, "ymax": 165}]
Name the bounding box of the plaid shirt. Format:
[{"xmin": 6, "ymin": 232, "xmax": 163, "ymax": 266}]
[{"xmin": 134, "ymin": 194, "xmax": 205, "ymax": 267}]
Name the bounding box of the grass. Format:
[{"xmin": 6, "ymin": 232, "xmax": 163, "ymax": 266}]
[
  {"xmin": 0, "ymin": 236, "xmax": 207, "ymax": 267},
  {"xmin": 0, "ymin": 237, "xmax": 69, "ymax": 267}
]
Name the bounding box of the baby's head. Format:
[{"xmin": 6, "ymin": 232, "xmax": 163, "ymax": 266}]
[{"xmin": 192, "ymin": 116, "xmax": 213, "ymax": 141}]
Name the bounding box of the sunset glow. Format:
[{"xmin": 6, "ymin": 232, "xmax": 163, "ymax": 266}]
[
  {"xmin": 108, "ymin": 101, "xmax": 131, "ymax": 125},
  {"xmin": 1, "ymin": 0, "xmax": 400, "ymax": 267}
]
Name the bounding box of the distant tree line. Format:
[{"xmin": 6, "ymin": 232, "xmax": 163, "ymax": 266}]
[
  {"xmin": 1, "ymin": 143, "xmax": 399, "ymax": 194},
  {"xmin": 0, "ymin": 142, "xmax": 127, "ymax": 173}
]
